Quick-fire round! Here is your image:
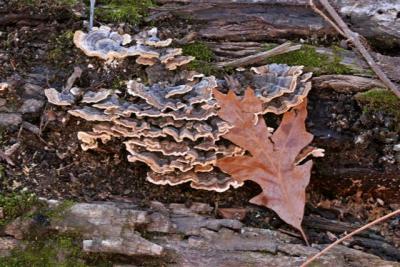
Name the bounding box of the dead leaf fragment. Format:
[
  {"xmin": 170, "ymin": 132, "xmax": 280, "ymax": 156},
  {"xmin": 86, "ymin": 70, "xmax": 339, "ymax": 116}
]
[{"xmin": 214, "ymin": 88, "xmax": 314, "ymax": 238}]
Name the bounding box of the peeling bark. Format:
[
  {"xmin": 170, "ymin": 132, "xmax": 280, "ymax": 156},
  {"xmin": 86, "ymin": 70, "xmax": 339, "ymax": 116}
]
[{"xmin": 45, "ymin": 201, "xmax": 400, "ymax": 266}]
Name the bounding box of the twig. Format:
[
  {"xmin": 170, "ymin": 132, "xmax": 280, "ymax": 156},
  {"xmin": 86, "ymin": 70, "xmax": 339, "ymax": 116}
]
[
  {"xmin": 216, "ymin": 42, "xmax": 302, "ymax": 68},
  {"xmin": 310, "ymin": 0, "xmax": 400, "ymax": 99},
  {"xmin": 308, "ymin": 0, "xmax": 345, "ymax": 37},
  {"xmin": 300, "ymin": 208, "xmax": 400, "ymax": 267}
]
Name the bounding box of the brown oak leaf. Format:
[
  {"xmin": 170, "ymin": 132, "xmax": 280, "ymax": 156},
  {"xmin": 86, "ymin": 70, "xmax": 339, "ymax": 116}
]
[{"xmin": 213, "ymin": 88, "xmax": 314, "ymax": 238}]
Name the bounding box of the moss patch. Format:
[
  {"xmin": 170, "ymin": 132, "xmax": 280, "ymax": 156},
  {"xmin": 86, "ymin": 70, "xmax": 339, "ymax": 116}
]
[
  {"xmin": 42, "ymin": 200, "xmax": 76, "ymax": 222},
  {"xmin": 186, "ymin": 61, "xmax": 219, "ymax": 76},
  {"xmin": 47, "ymin": 30, "xmax": 75, "ymax": 64},
  {"xmin": 96, "ymin": 0, "xmax": 154, "ymax": 25},
  {"xmin": 182, "ymin": 42, "xmax": 215, "ymax": 62},
  {"xmin": 9, "ymin": 0, "xmax": 80, "ymax": 8},
  {"xmin": 0, "ymin": 192, "xmax": 39, "ymax": 227},
  {"xmin": 355, "ymin": 88, "xmax": 400, "ymax": 123},
  {"xmin": 0, "ymin": 235, "xmax": 89, "ymax": 267},
  {"xmin": 182, "ymin": 42, "xmax": 221, "ymax": 76},
  {"xmin": 265, "ymin": 45, "xmax": 353, "ymax": 75}
]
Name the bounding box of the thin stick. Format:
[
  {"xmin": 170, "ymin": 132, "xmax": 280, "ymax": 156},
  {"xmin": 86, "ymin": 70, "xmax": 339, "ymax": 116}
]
[
  {"xmin": 216, "ymin": 42, "xmax": 302, "ymax": 68},
  {"xmin": 309, "ymin": 0, "xmax": 345, "ymax": 37},
  {"xmin": 300, "ymin": 209, "xmax": 400, "ymax": 267},
  {"xmin": 313, "ymin": 0, "xmax": 400, "ymax": 99},
  {"xmin": 89, "ymin": 0, "xmax": 96, "ymax": 31}
]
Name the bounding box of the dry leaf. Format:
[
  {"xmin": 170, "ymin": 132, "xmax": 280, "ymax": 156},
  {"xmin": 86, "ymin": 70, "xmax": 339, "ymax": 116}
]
[{"xmin": 214, "ymin": 88, "xmax": 314, "ymax": 238}]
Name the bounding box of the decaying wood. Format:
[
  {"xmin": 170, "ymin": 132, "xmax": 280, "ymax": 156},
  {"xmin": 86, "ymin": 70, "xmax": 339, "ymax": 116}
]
[
  {"xmin": 302, "ymin": 209, "xmax": 400, "ymax": 266},
  {"xmin": 3, "ymin": 199, "xmax": 396, "ymax": 267},
  {"xmin": 374, "ymin": 53, "xmax": 400, "ymax": 83},
  {"xmin": 303, "ymin": 215, "xmax": 378, "ymax": 238},
  {"xmin": 312, "ymin": 75, "xmax": 385, "ymax": 93},
  {"xmin": 351, "ymin": 237, "xmax": 400, "ymax": 261},
  {"xmin": 206, "ymin": 42, "xmax": 264, "ymax": 62},
  {"xmin": 311, "ymin": 0, "xmax": 400, "ymax": 98},
  {"xmin": 151, "ymin": 0, "xmax": 400, "ymax": 49},
  {"xmin": 151, "ymin": 0, "xmax": 334, "ymax": 41},
  {"xmin": 216, "ymin": 42, "xmax": 301, "ymax": 68},
  {"xmin": 209, "ymin": 41, "xmax": 400, "ymax": 86},
  {"xmin": 309, "ymin": 0, "xmax": 345, "ymax": 37}
]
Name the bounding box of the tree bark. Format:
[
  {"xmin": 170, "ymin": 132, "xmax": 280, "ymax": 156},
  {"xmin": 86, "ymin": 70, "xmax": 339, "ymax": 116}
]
[
  {"xmin": 150, "ymin": 0, "xmax": 400, "ymax": 50},
  {"xmin": 4, "ymin": 200, "xmax": 399, "ymax": 267}
]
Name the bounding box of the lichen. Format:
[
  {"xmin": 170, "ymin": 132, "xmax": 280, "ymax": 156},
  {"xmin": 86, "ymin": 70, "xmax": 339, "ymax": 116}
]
[
  {"xmin": 96, "ymin": 0, "xmax": 154, "ymax": 25},
  {"xmin": 265, "ymin": 45, "xmax": 353, "ymax": 75}
]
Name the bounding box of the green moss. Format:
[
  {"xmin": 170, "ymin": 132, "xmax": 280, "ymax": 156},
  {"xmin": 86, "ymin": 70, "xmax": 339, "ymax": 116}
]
[
  {"xmin": 185, "ymin": 60, "xmax": 219, "ymax": 76},
  {"xmin": 355, "ymin": 88, "xmax": 400, "ymax": 122},
  {"xmin": 182, "ymin": 42, "xmax": 215, "ymax": 62},
  {"xmin": 96, "ymin": 0, "xmax": 154, "ymax": 25},
  {"xmin": 262, "ymin": 43, "xmax": 278, "ymax": 51},
  {"xmin": 110, "ymin": 78, "xmax": 126, "ymax": 91},
  {"xmin": 265, "ymin": 45, "xmax": 353, "ymax": 75},
  {"xmin": 181, "ymin": 42, "xmax": 221, "ymax": 76},
  {"xmin": 47, "ymin": 30, "xmax": 75, "ymax": 63},
  {"xmin": 43, "ymin": 200, "xmax": 76, "ymax": 221},
  {"xmin": 0, "ymin": 128, "xmax": 7, "ymax": 146},
  {"xmin": 0, "ymin": 192, "xmax": 39, "ymax": 227},
  {"xmin": 0, "ymin": 235, "xmax": 88, "ymax": 267},
  {"xmin": 10, "ymin": 0, "xmax": 80, "ymax": 8},
  {"xmin": 0, "ymin": 164, "xmax": 6, "ymax": 179}
]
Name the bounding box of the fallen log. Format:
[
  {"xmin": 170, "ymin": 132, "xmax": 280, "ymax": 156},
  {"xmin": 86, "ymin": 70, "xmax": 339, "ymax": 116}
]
[
  {"xmin": 150, "ymin": 0, "xmax": 400, "ymax": 50},
  {"xmin": 2, "ymin": 200, "xmax": 400, "ymax": 266}
]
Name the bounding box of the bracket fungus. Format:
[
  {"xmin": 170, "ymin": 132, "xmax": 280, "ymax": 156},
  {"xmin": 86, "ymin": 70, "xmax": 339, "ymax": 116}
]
[
  {"xmin": 74, "ymin": 26, "xmax": 194, "ymax": 68},
  {"xmin": 44, "ymin": 66, "xmax": 82, "ymax": 106},
  {"xmin": 74, "ymin": 26, "xmax": 159, "ymax": 61},
  {"xmin": 224, "ymin": 63, "xmax": 312, "ymax": 115},
  {"xmin": 48, "ymin": 28, "xmax": 315, "ymax": 193},
  {"xmin": 45, "ymin": 88, "xmax": 76, "ymax": 106}
]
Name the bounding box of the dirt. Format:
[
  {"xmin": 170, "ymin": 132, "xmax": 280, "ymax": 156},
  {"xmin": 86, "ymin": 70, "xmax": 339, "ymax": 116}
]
[{"xmin": 0, "ymin": 1, "xmax": 399, "ymax": 261}]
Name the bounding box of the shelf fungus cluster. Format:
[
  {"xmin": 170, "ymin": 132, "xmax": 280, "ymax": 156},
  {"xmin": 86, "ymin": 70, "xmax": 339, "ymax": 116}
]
[
  {"xmin": 74, "ymin": 26, "xmax": 194, "ymax": 69},
  {"xmin": 60, "ymin": 74, "xmax": 247, "ymax": 192},
  {"xmin": 47, "ymin": 27, "xmax": 314, "ymax": 192},
  {"xmin": 224, "ymin": 63, "xmax": 312, "ymax": 115}
]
